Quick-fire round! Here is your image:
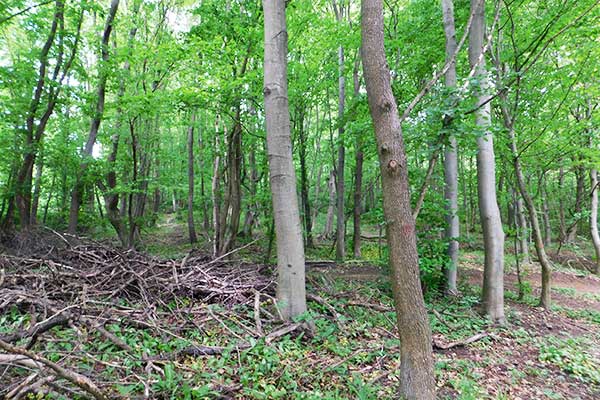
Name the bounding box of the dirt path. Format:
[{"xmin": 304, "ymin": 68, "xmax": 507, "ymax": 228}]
[{"xmin": 461, "ymin": 252, "xmax": 600, "ymax": 312}]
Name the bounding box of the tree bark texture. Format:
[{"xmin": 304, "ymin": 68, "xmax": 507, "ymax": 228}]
[
  {"xmin": 263, "ymin": 0, "xmax": 307, "ymax": 320},
  {"xmin": 361, "ymin": 0, "xmax": 436, "ymax": 397}
]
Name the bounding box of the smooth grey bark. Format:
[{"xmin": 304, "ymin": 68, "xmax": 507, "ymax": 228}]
[
  {"xmin": 263, "ymin": 0, "xmax": 307, "ymax": 320},
  {"xmin": 335, "ymin": 45, "xmax": 346, "ymax": 261},
  {"xmin": 323, "ymin": 170, "xmax": 336, "ymax": 238},
  {"xmin": 361, "ymin": 0, "xmax": 436, "ymax": 397},
  {"xmin": 187, "ymin": 112, "xmax": 197, "ymax": 244},
  {"xmin": 591, "ymin": 168, "xmax": 600, "ymax": 274},
  {"xmin": 469, "ymin": 0, "xmax": 505, "ymax": 324},
  {"xmin": 441, "ymin": 0, "xmax": 459, "ymax": 295}
]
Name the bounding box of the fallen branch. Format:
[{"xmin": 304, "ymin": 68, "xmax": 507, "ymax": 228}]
[
  {"xmin": 0, "ymin": 339, "xmax": 110, "ymax": 400},
  {"xmin": 433, "ymin": 332, "xmax": 489, "ymax": 350}
]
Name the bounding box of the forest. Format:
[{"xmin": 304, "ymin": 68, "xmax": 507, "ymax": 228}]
[{"xmin": 0, "ymin": 0, "xmax": 599, "ymax": 398}]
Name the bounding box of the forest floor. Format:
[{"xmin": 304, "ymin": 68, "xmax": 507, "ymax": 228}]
[{"xmin": 0, "ymin": 222, "xmax": 599, "ymax": 399}]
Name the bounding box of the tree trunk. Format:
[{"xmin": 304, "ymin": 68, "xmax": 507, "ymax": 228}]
[
  {"xmin": 297, "ymin": 106, "xmax": 314, "ymax": 248},
  {"xmin": 68, "ymin": 0, "xmax": 119, "ymax": 234},
  {"xmin": 187, "ymin": 111, "xmax": 198, "ymax": 244},
  {"xmin": 353, "ymin": 147, "xmax": 363, "ymax": 258},
  {"xmin": 441, "ymin": 0, "xmax": 459, "ymax": 295},
  {"xmin": 590, "ymin": 169, "xmax": 600, "ymax": 274},
  {"xmin": 469, "ymin": 0, "xmax": 505, "ymax": 324},
  {"xmin": 515, "ymin": 194, "xmax": 530, "ymax": 264},
  {"xmin": 31, "ymin": 154, "xmax": 44, "ymax": 225},
  {"xmin": 542, "ymin": 179, "xmax": 552, "ymax": 247},
  {"xmin": 566, "ymin": 166, "xmax": 585, "ymax": 242},
  {"xmin": 558, "ymin": 165, "xmax": 567, "ymax": 242},
  {"xmin": 507, "ymin": 126, "xmax": 552, "ymax": 308},
  {"xmin": 211, "ymin": 123, "xmax": 222, "ymax": 257},
  {"xmin": 263, "ymin": 0, "xmax": 307, "ymax": 320},
  {"xmin": 323, "ymin": 170, "xmax": 336, "ymax": 238},
  {"xmin": 361, "ymin": 1, "xmax": 435, "ymax": 398},
  {"xmin": 335, "ymin": 44, "xmax": 346, "ymax": 262},
  {"xmin": 352, "ymin": 51, "xmax": 363, "ymax": 259}
]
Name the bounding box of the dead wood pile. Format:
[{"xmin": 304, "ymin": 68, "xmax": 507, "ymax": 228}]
[{"xmin": 0, "ymin": 230, "xmax": 281, "ymax": 399}]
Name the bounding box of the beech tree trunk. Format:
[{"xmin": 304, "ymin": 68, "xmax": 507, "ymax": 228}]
[
  {"xmin": 187, "ymin": 112, "xmax": 197, "ymax": 244},
  {"xmin": 515, "ymin": 194, "xmax": 530, "ymax": 264},
  {"xmin": 323, "ymin": 170, "xmax": 336, "ymax": 238},
  {"xmin": 263, "ymin": 0, "xmax": 307, "ymax": 320},
  {"xmin": 441, "ymin": 0, "xmax": 459, "ymax": 295},
  {"xmin": 361, "ymin": 0, "xmax": 435, "ymax": 398},
  {"xmin": 335, "ymin": 46, "xmax": 346, "ymax": 261},
  {"xmin": 469, "ymin": 0, "xmax": 505, "ymax": 324},
  {"xmin": 591, "ymin": 168, "xmax": 600, "ymax": 274}
]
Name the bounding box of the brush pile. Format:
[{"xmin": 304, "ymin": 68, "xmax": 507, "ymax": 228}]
[{"xmin": 0, "ymin": 230, "xmax": 285, "ymax": 399}]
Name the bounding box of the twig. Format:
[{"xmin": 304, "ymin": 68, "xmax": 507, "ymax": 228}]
[{"xmin": 0, "ymin": 339, "xmax": 109, "ymax": 400}]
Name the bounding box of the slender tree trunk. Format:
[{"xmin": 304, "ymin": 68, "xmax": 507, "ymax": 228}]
[
  {"xmin": 590, "ymin": 168, "xmax": 600, "ymax": 274},
  {"xmin": 323, "ymin": 170, "xmax": 336, "ymax": 238},
  {"xmin": 542, "ymin": 179, "xmax": 552, "ymax": 247},
  {"xmin": 469, "ymin": 0, "xmax": 505, "ymax": 324},
  {"xmin": 31, "ymin": 154, "xmax": 44, "ymax": 225},
  {"xmin": 566, "ymin": 165, "xmax": 585, "ymax": 242},
  {"xmin": 310, "ymin": 111, "xmax": 323, "ymax": 233},
  {"xmin": 353, "ymin": 146, "xmax": 363, "ymax": 258},
  {"xmin": 441, "ymin": 0, "xmax": 459, "ymax": 295},
  {"xmin": 299, "ymin": 109, "xmax": 314, "ymax": 247},
  {"xmin": 263, "ymin": 0, "xmax": 307, "ymax": 320},
  {"xmin": 335, "ymin": 44, "xmax": 346, "ymax": 261},
  {"xmin": 361, "ymin": 1, "xmax": 435, "ymax": 397},
  {"xmin": 187, "ymin": 112, "xmax": 197, "ymax": 244},
  {"xmin": 515, "ymin": 194, "xmax": 530, "ymax": 264},
  {"xmin": 507, "ymin": 126, "xmax": 552, "ymax": 308},
  {"xmin": 558, "ymin": 165, "xmax": 567, "ymax": 242},
  {"xmin": 68, "ymin": 0, "xmax": 119, "ymax": 234},
  {"xmin": 212, "ymin": 126, "xmax": 222, "ymax": 257},
  {"xmin": 352, "ymin": 51, "xmax": 363, "ymax": 259}
]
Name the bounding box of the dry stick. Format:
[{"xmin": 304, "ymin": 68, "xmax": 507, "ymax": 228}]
[
  {"xmin": 181, "ymin": 238, "xmax": 259, "ymax": 280},
  {"xmin": 346, "ymin": 300, "xmax": 393, "ymax": 312},
  {"xmin": 5, "ymin": 372, "xmax": 40, "ymax": 399},
  {"xmin": 430, "ymin": 308, "xmax": 457, "ymax": 331},
  {"xmin": 432, "ymin": 332, "xmax": 489, "ymax": 350},
  {"xmin": 253, "ymin": 291, "xmax": 264, "ymax": 336},
  {"xmin": 306, "ymin": 293, "xmax": 345, "ymax": 328},
  {"xmin": 0, "ymin": 339, "xmax": 109, "ymax": 400}
]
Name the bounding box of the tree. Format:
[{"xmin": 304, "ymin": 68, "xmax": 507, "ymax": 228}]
[
  {"xmin": 361, "ymin": 0, "xmax": 435, "ymax": 398},
  {"xmin": 468, "ymin": 0, "xmax": 505, "ymax": 324},
  {"xmin": 441, "ymin": 0, "xmax": 459, "ymax": 295},
  {"xmin": 263, "ymin": 0, "xmax": 307, "ymax": 320},
  {"xmin": 187, "ymin": 111, "xmax": 198, "ymax": 244},
  {"xmin": 68, "ymin": 0, "xmax": 120, "ymax": 234}
]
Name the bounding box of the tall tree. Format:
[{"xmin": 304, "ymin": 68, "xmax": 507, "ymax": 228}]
[
  {"xmin": 441, "ymin": 0, "xmax": 459, "ymax": 295},
  {"xmin": 68, "ymin": 0, "xmax": 120, "ymax": 234},
  {"xmin": 469, "ymin": 0, "xmax": 505, "ymax": 324},
  {"xmin": 361, "ymin": 0, "xmax": 435, "ymax": 398},
  {"xmin": 332, "ymin": 0, "xmax": 347, "ymax": 262},
  {"xmin": 263, "ymin": 0, "xmax": 307, "ymax": 320},
  {"xmin": 187, "ymin": 111, "xmax": 198, "ymax": 244}
]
